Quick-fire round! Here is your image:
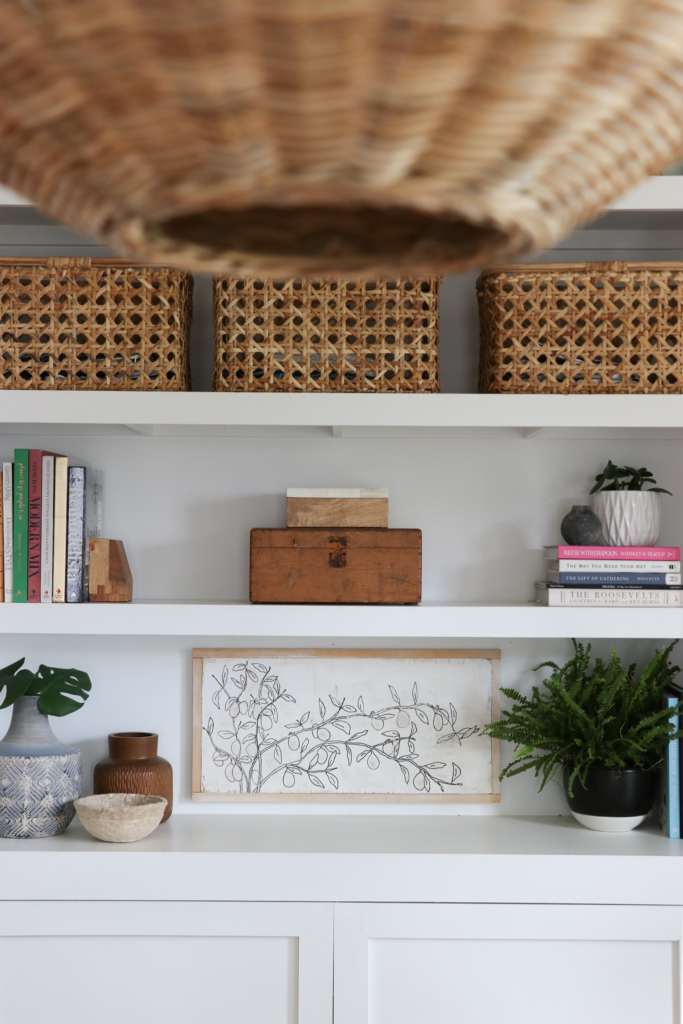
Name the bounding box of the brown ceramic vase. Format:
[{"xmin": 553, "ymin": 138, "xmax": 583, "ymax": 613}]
[{"xmin": 93, "ymin": 733, "xmax": 173, "ymax": 822}]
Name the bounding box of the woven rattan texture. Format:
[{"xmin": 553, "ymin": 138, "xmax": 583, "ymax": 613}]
[
  {"xmin": 213, "ymin": 278, "xmax": 440, "ymax": 392},
  {"xmin": 2, "ymin": 1, "xmax": 683, "ymax": 275},
  {"xmin": 0, "ymin": 259, "xmax": 192, "ymax": 390},
  {"xmin": 477, "ymin": 263, "xmax": 683, "ymax": 395}
]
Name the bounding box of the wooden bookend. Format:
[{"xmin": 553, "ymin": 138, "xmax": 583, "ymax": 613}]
[{"xmin": 88, "ymin": 539, "xmax": 133, "ymax": 602}]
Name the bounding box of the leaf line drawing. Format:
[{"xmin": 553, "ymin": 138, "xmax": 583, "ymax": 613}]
[{"xmin": 203, "ymin": 661, "xmax": 480, "ymax": 794}]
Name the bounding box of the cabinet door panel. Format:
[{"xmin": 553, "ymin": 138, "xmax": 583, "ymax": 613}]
[
  {"xmin": 370, "ymin": 936, "xmax": 672, "ymax": 1024},
  {"xmin": 0, "ymin": 901, "xmax": 332, "ymax": 1024},
  {"xmin": 1, "ymin": 935, "xmax": 296, "ymax": 1024},
  {"xmin": 335, "ymin": 903, "xmax": 683, "ymax": 1024}
]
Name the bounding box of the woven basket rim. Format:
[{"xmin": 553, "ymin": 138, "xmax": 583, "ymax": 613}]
[
  {"xmin": 479, "ymin": 261, "xmax": 683, "ymax": 275},
  {"xmin": 0, "ymin": 257, "xmax": 186, "ymax": 269}
]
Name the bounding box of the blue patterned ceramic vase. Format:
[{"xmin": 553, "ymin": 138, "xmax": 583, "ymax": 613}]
[{"xmin": 0, "ymin": 695, "xmax": 81, "ymax": 838}]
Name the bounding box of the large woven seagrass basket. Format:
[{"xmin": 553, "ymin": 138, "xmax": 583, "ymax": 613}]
[
  {"xmin": 477, "ymin": 263, "xmax": 683, "ymax": 395},
  {"xmin": 0, "ymin": 258, "xmax": 192, "ymax": 390},
  {"xmin": 213, "ymin": 278, "xmax": 440, "ymax": 392},
  {"xmin": 3, "ymin": 1, "xmax": 683, "ymax": 276}
]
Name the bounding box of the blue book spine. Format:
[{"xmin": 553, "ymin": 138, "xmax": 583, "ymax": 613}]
[
  {"xmin": 557, "ymin": 572, "xmax": 678, "ymax": 585},
  {"xmin": 664, "ymin": 696, "xmax": 680, "ymax": 839}
]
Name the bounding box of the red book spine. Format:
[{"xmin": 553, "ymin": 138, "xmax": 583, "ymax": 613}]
[{"xmin": 27, "ymin": 449, "xmax": 42, "ymax": 602}]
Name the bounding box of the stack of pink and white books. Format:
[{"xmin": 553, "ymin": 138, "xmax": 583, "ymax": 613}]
[{"xmin": 535, "ymin": 545, "xmax": 682, "ymax": 607}]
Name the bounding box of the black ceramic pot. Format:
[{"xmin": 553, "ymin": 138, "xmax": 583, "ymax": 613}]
[
  {"xmin": 563, "ymin": 766, "xmax": 657, "ymax": 831},
  {"xmin": 560, "ymin": 505, "xmax": 606, "ymax": 546}
]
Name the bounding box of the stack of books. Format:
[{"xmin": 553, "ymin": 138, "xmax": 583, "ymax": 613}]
[
  {"xmin": 1, "ymin": 449, "xmax": 102, "ymax": 604},
  {"xmin": 535, "ymin": 545, "xmax": 683, "ymax": 607}
]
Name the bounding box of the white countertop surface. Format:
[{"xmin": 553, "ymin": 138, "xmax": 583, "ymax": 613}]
[{"xmin": 1, "ymin": 815, "xmax": 681, "ymax": 905}]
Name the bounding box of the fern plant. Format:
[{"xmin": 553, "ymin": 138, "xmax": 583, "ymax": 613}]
[{"xmin": 482, "ymin": 641, "xmax": 683, "ymax": 796}]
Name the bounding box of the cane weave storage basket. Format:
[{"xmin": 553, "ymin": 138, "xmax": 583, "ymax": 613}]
[
  {"xmin": 478, "ymin": 263, "xmax": 683, "ymax": 395},
  {"xmin": 0, "ymin": 258, "xmax": 192, "ymax": 390},
  {"xmin": 213, "ymin": 277, "xmax": 440, "ymax": 392}
]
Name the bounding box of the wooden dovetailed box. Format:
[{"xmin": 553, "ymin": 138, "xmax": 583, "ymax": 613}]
[
  {"xmin": 286, "ymin": 488, "xmax": 389, "ymax": 528},
  {"xmin": 250, "ymin": 528, "xmax": 421, "ymax": 604}
]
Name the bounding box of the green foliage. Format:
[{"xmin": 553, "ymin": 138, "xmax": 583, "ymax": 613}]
[
  {"xmin": 481, "ymin": 641, "xmax": 682, "ymax": 796},
  {"xmin": 0, "ymin": 657, "xmax": 91, "ymax": 717},
  {"xmin": 590, "ymin": 460, "xmax": 671, "ymax": 495}
]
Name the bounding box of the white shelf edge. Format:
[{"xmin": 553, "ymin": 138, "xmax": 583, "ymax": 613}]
[
  {"xmin": 607, "ymin": 176, "xmax": 683, "ymax": 210},
  {"xmin": 3, "ymin": 392, "xmax": 683, "ymax": 433},
  {"xmin": 1, "ymin": 816, "xmax": 681, "ymax": 905},
  {"xmin": 3, "ymin": 178, "xmax": 682, "ymax": 214},
  {"xmin": 0, "ymin": 600, "xmax": 680, "ymax": 638},
  {"xmin": 0, "ymin": 185, "xmax": 31, "ymax": 206}
]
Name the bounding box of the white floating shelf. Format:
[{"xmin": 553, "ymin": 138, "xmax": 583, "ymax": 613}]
[
  {"xmin": 3, "ymin": 392, "xmax": 683, "ymax": 439},
  {"xmin": 0, "ymin": 816, "xmax": 679, "ymax": 905},
  {"xmin": 0, "ymin": 600, "xmax": 680, "ymax": 638},
  {"xmin": 607, "ymin": 176, "xmax": 683, "ymax": 210},
  {"xmin": 3, "ymin": 178, "xmax": 683, "ymax": 213},
  {"xmin": 0, "ymin": 185, "xmax": 31, "ymax": 206}
]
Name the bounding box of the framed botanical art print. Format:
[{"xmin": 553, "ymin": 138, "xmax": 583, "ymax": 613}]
[{"xmin": 192, "ymin": 648, "xmax": 500, "ymax": 802}]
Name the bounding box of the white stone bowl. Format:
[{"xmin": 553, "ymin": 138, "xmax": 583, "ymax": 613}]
[{"xmin": 74, "ymin": 793, "xmax": 167, "ymax": 843}]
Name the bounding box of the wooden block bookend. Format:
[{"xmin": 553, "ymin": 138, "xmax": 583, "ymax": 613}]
[{"xmin": 89, "ymin": 539, "xmax": 133, "ymax": 602}]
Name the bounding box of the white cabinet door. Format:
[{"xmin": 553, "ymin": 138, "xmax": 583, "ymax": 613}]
[
  {"xmin": 335, "ymin": 903, "xmax": 683, "ymax": 1024},
  {"xmin": 0, "ymin": 901, "xmax": 332, "ymax": 1024}
]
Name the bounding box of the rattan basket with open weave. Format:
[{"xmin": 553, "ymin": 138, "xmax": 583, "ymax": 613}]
[
  {"xmin": 478, "ymin": 262, "xmax": 683, "ymax": 395},
  {"xmin": 0, "ymin": 258, "xmax": 192, "ymax": 390},
  {"xmin": 213, "ymin": 277, "xmax": 440, "ymax": 392}
]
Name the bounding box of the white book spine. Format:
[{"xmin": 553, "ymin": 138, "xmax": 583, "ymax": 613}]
[
  {"xmin": 537, "ymin": 586, "xmax": 683, "ymax": 607},
  {"xmin": 40, "ymin": 455, "xmax": 54, "ymax": 603},
  {"xmin": 553, "ymin": 560, "xmax": 681, "ymax": 573},
  {"xmin": 2, "ymin": 462, "xmax": 12, "ymax": 602}
]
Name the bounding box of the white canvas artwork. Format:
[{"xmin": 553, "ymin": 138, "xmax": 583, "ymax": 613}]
[{"xmin": 193, "ymin": 649, "xmax": 500, "ymax": 801}]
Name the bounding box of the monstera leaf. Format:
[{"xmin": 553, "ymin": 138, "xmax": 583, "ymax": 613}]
[
  {"xmin": 0, "ymin": 657, "xmax": 39, "ymax": 708},
  {"xmin": 0, "ymin": 658, "xmax": 91, "ymax": 717}
]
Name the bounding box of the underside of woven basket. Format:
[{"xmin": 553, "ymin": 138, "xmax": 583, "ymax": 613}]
[{"xmin": 1, "ymin": 0, "xmax": 683, "ymax": 275}]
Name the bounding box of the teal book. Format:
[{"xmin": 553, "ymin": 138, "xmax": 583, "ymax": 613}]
[
  {"xmin": 659, "ymin": 695, "xmax": 680, "ymax": 839},
  {"xmin": 12, "ymin": 448, "xmax": 28, "ymax": 602}
]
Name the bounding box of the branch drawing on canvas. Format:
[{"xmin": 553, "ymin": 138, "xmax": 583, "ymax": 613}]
[{"xmin": 194, "ymin": 650, "xmax": 500, "ymax": 801}]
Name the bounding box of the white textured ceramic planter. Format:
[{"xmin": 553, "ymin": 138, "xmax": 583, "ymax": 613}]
[{"xmin": 592, "ymin": 491, "xmax": 661, "ymax": 547}]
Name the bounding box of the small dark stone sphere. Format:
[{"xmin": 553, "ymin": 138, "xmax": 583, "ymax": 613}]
[{"xmin": 560, "ymin": 505, "xmax": 606, "ymax": 545}]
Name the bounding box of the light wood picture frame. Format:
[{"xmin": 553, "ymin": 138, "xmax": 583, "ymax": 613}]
[{"xmin": 192, "ymin": 648, "xmax": 501, "ymax": 803}]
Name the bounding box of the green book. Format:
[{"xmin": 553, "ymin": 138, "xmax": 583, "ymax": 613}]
[{"xmin": 13, "ymin": 448, "xmax": 28, "ymax": 602}]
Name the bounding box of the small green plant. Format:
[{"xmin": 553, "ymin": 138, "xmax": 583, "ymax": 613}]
[
  {"xmin": 482, "ymin": 641, "xmax": 682, "ymax": 796},
  {"xmin": 0, "ymin": 657, "xmax": 91, "ymax": 717},
  {"xmin": 590, "ymin": 460, "xmax": 671, "ymax": 494}
]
